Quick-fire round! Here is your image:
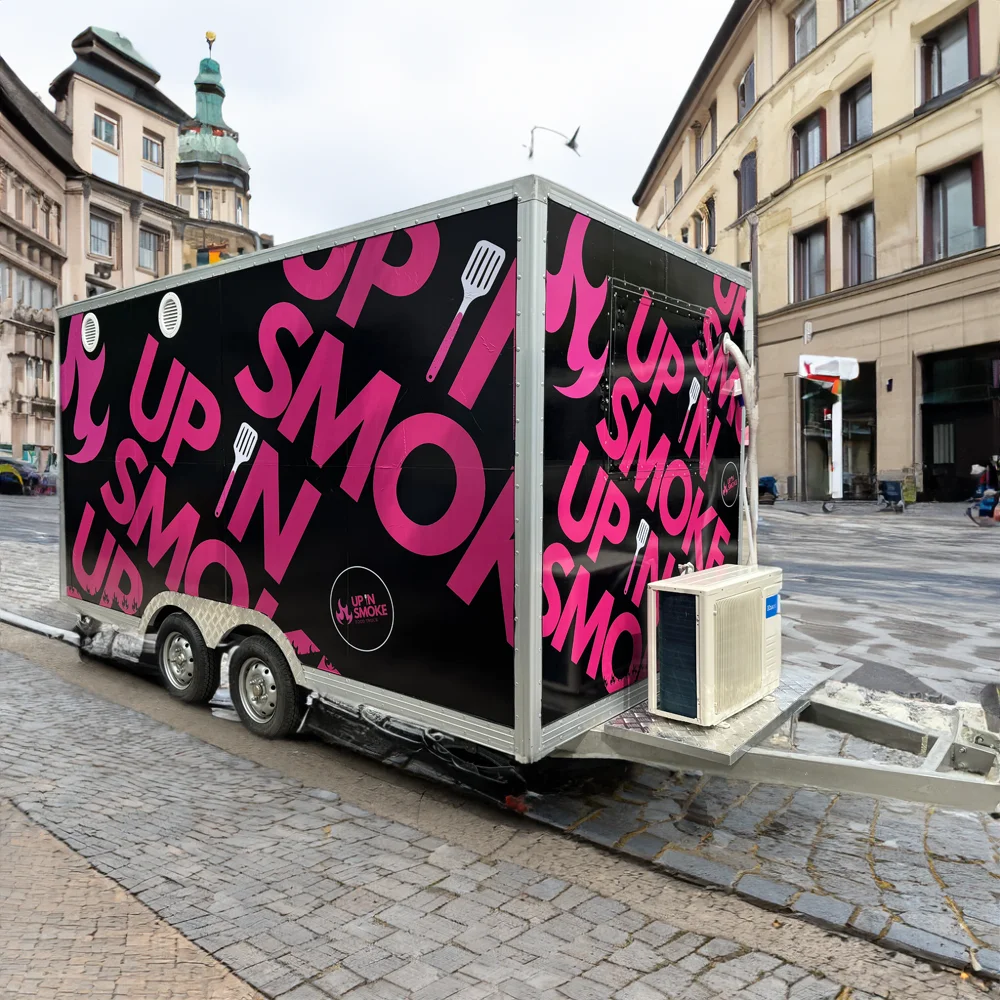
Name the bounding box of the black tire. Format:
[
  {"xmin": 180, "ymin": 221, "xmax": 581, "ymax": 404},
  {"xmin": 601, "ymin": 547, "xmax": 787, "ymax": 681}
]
[
  {"xmin": 228, "ymin": 636, "xmax": 304, "ymax": 739},
  {"xmin": 155, "ymin": 613, "xmax": 219, "ymax": 704}
]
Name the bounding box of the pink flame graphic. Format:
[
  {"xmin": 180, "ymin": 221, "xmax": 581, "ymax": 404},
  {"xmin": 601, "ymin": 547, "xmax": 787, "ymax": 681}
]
[
  {"xmin": 61, "ymin": 314, "xmax": 109, "ymax": 463},
  {"xmin": 335, "ymin": 599, "xmax": 353, "ymax": 625},
  {"xmin": 285, "ymin": 629, "xmax": 320, "ymax": 655}
]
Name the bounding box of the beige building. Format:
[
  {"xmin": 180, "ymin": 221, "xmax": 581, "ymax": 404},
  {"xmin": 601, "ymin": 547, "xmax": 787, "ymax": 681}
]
[
  {"xmin": 0, "ymin": 55, "xmax": 74, "ymax": 464},
  {"xmin": 634, "ymin": 0, "xmax": 1000, "ymax": 501},
  {"xmin": 50, "ymin": 27, "xmax": 190, "ymax": 300}
]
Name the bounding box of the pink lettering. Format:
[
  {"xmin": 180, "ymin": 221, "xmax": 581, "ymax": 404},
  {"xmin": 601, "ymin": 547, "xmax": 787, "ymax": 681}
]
[
  {"xmin": 552, "ymin": 567, "xmax": 613, "ymax": 680},
  {"xmin": 541, "ymin": 542, "xmax": 574, "ymax": 637},
  {"xmin": 557, "ymin": 443, "xmax": 607, "ymax": 544},
  {"xmin": 629, "ymin": 530, "xmax": 677, "ymax": 607},
  {"xmin": 162, "ymin": 374, "xmax": 221, "ymax": 467},
  {"xmin": 625, "ymin": 293, "xmax": 663, "ymax": 383},
  {"xmin": 278, "ymin": 330, "xmax": 399, "ymax": 498},
  {"xmin": 546, "ymin": 214, "xmax": 609, "ymax": 399},
  {"xmin": 682, "ymin": 489, "xmax": 718, "ymax": 568},
  {"xmin": 694, "ymin": 307, "xmax": 721, "ymax": 379},
  {"xmin": 713, "ymin": 274, "xmax": 746, "ymax": 335},
  {"xmin": 373, "ymin": 413, "xmax": 485, "ymax": 557},
  {"xmin": 254, "ymin": 588, "xmax": 279, "ymax": 618},
  {"xmin": 337, "ymin": 223, "xmax": 440, "ymax": 328},
  {"xmin": 658, "ymin": 460, "xmax": 694, "ymax": 537},
  {"xmin": 228, "ymin": 440, "xmax": 321, "ymax": 585},
  {"xmin": 619, "ymin": 406, "xmax": 670, "ymax": 509},
  {"xmin": 234, "ymin": 303, "xmax": 314, "ymax": 420},
  {"xmin": 448, "ymin": 473, "xmax": 514, "ymax": 646},
  {"xmin": 72, "ymin": 503, "xmax": 115, "ymax": 596},
  {"xmin": 683, "ymin": 395, "xmax": 721, "ymax": 480},
  {"xmin": 596, "ymin": 377, "xmax": 639, "ymax": 462},
  {"xmin": 283, "ymin": 241, "xmax": 357, "ymax": 300},
  {"xmin": 62, "ymin": 313, "xmax": 109, "ymax": 463},
  {"xmin": 587, "ymin": 479, "xmax": 629, "ymax": 563},
  {"xmin": 649, "ymin": 329, "xmax": 685, "ymax": 404},
  {"xmin": 130, "ymin": 334, "xmax": 183, "ymax": 444},
  {"xmin": 127, "ymin": 467, "xmax": 199, "ymax": 592},
  {"xmin": 706, "ymin": 518, "xmax": 731, "ymax": 569},
  {"xmin": 448, "ymin": 262, "xmax": 516, "ymax": 410},
  {"xmin": 100, "ymin": 438, "xmax": 148, "ymax": 525}
]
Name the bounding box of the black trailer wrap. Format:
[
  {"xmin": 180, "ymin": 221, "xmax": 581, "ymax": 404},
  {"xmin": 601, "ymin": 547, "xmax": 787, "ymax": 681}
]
[
  {"xmin": 57, "ymin": 177, "xmax": 750, "ymax": 761},
  {"xmin": 60, "ymin": 200, "xmax": 519, "ymax": 726},
  {"xmin": 541, "ymin": 201, "xmax": 746, "ymax": 724}
]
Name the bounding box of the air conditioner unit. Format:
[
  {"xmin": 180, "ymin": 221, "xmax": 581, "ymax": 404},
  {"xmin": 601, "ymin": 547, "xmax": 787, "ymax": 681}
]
[{"xmin": 646, "ymin": 564, "xmax": 782, "ymax": 727}]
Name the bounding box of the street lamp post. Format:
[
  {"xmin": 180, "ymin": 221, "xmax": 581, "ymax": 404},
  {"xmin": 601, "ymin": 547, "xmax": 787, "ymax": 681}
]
[{"xmin": 525, "ymin": 126, "xmax": 581, "ymax": 159}]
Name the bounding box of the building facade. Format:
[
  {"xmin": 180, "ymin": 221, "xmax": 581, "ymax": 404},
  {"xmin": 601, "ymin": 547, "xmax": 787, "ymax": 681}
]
[
  {"xmin": 634, "ymin": 0, "xmax": 1000, "ymax": 501},
  {"xmin": 176, "ymin": 45, "xmax": 271, "ymax": 267},
  {"xmin": 0, "ymin": 56, "xmax": 75, "ymax": 464},
  {"xmin": 50, "ymin": 27, "xmax": 190, "ymax": 301}
]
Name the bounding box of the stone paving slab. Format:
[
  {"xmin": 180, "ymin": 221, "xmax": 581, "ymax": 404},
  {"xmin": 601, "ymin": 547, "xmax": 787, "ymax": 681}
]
[
  {"xmin": 0, "ymin": 797, "xmax": 263, "ymax": 1000},
  {"xmin": 0, "ymin": 648, "xmax": 979, "ymax": 1000}
]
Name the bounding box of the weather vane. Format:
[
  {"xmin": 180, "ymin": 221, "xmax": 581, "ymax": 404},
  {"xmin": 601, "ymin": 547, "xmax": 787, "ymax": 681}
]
[
  {"xmin": 525, "ymin": 125, "xmax": 581, "ymax": 159},
  {"xmin": 206, "ymin": 31, "xmax": 216, "ymax": 57}
]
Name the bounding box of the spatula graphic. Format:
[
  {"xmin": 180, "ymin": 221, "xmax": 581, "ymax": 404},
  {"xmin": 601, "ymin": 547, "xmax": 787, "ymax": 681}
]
[
  {"xmin": 678, "ymin": 376, "xmax": 702, "ymax": 440},
  {"xmin": 624, "ymin": 518, "xmax": 650, "ymax": 596},
  {"xmin": 427, "ymin": 240, "xmax": 506, "ymax": 382},
  {"xmin": 215, "ymin": 422, "xmax": 258, "ymax": 518}
]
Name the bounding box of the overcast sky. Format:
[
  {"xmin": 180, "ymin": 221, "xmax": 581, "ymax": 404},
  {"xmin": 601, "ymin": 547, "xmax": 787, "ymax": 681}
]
[{"xmin": 2, "ymin": 1, "xmax": 732, "ymax": 244}]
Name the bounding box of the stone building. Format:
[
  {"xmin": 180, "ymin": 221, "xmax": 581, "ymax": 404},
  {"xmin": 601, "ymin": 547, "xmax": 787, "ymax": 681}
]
[
  {"xmin": 0, "ymin": 55, "xmax": 75, "ymax": 464},
  {"xmin": 50, "ymin": 27, "xmax": 190, "ymax": 300},
  {"xmin": 633, "ymin": 0, "xmax": 1000, "ymax": 501},
  {"xmin": 176, "ymin": 42, "xmax": 271, "ymax": 266}
]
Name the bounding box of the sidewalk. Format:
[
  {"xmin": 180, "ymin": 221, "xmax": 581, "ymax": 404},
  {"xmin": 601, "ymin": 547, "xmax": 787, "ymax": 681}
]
[
  {"xmin": 3, "ymin": 642, "xmax": 986, "ymax": 1000},
  {"xmin": 0, "ymin": 798, "xmax": 262, "ymax": 1000}
]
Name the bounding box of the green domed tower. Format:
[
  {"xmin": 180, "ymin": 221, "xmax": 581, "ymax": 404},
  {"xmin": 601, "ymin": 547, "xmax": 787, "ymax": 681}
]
[{"xmin": 176, "ymin": 33, "xmax": 270, "ymax": 267}]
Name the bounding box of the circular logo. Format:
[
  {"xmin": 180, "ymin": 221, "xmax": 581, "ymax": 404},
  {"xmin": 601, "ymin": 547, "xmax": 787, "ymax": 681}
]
[
  {"xmin": 721, "ymin": 461, "xmax": 740, "ymax": 508},
  {"xmin": 329, "ymin": 566, "xmax": 394, "ymax": 653}
]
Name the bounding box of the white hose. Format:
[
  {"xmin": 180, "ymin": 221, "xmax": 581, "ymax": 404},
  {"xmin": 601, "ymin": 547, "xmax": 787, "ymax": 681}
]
[{"xmin": 722, "ymin": 333, "xmax": 758, "ymax": 567}]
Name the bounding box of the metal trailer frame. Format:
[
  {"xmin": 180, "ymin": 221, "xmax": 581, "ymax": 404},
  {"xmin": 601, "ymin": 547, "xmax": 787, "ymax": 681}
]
[{"xmin": 55, "ymin": 176, "xmax": 1000, "ymax": 810}]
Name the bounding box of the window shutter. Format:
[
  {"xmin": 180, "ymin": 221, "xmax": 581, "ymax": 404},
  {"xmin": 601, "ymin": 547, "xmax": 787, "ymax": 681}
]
[
  {"xmin": 824, "ymin": 220, "xmax": 831, "ymax": 293},
  {"xmin": 840, "ymin": 93, "xmax": 850, "ymax": 151},
  {"xmin": 971, "ymin": 152, "xmax": 985, "ymax": 228},
  {"xmin": 920, "ymin": 43, "xmax": 931, "ymax": 104},
  {"xmin": 789, "ymin": 15, "xmax": 797, "ymax": 67},
  {"xmin": 968, "ymin": 2, "xmax": 981, "ymax": 79},
  {"xmin": 710, "ymin": 102, "xmax": 718, "ymax": 153},
  {"xmin": 843, "ymin": 215, "xmax": 852, "ymax": 287},
  {"xmin": 923, "ymin": 179, "xmax": 935, "ymax": 265},
  {"xmin": 819, "ymin": 108, "xmax": 828, "ymax": 161},
  {"xmin": 792, "ymin": 130, "xmax": 800, "ymax": 178},
  {"xmin": 748, "ymin": 153, "xmax": 757, "ymax": 208}
]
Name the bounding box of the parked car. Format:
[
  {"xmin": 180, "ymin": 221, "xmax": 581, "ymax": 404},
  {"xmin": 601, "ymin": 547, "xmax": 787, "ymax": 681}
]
[{"xmin": 0, "ymin": 459, "xmax": 41, "ymax": 495}]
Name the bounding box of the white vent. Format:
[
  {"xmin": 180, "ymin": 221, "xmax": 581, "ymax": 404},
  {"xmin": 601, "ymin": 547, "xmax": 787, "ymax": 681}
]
[
  {"xmin": 81, "ymin": 313, "xmax": 100, "ymax": 353},
  {"xmin": 158, "ymin": 292, "xmax": 182, "ymax": 339}
]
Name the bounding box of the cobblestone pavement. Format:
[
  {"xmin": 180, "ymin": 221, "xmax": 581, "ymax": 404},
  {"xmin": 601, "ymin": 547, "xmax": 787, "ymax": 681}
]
[
  {"xmin": 3, "ymin": 648, "xmax": 990, "ymax": 1000},
  {"xmin": 0, "ymin": 798, "xmax": 263, "ymax": 1000}
]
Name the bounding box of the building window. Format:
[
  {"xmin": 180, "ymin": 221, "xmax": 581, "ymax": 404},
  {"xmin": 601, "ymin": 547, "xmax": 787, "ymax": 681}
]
[
  {"xmin": 673, "ymin": 170, "xmax": 683, "ymax": 204},
  {"xmin": 738, "ymin": 61, "xmax": 755, "ymax": 122},
  {"xmin": 792, "ymin": 111, "xmax": 825, "ymax": 177},
  {"xmin": 236, "ymin": 198, "xmax": 243, "ymax": 226},
  {"xmin": 30, "ymin": 197, "xmax": 38, "ymax": 230},
  {"xmin": 841, "ymin": 77, "xmax": 873, "ymax": 149},
  {"xmin": 709, "ymin": 102, "xmax": 717, "ymax": 156},
  {"xmin": 693, "ymin": 214, "xmax": 704, "ymax": 250},
  {"xmin": 922, "ymin": 6, "xmax": 979, "ymax": 103},
  {"xmin": 737, "ymin": 152, "xmax": 757, "ymax": 216},
  {"xmin": 142, "ymin": 133, "xmax": 163, "ymax": 166},
  {"xmin": 695, "ymin": 128, "xmax": 704, "ymax": 172},
  {"xmin": 93, "ymin": 112, "xmax": 118, "ymax": 148},
  {"xmin": 680, "ymin": 226, "xmax": 689, "ymax": 244},
  {"xmin": 844, "ymin": 204, "xmax": 876, "ymax": 286},
  {"xmin": 89, "ymin": 215, "xmax": 112, "ymax": 258},
  {"xmin": 198, "ymin": 189, "xmax": 213, "ymax": 220},
  {"xmin": 138, "ymin": 229, "xmax": 159, "ymax": 273},
  {"xmin": 791, "ymin": 1, "xmax": 818, "ymax": 64},
  {"xmin": 14, "ymin": 186, "xmax": 23, "ymax": 221},
  {"xmin": 925, "ymin": 156, "xmax": 985, "ymax": 263},
  {"xmin": 794, "ymin": 223, "xmax": 827, "ymax": 301},
  {"xmin": 843, "ymin": 0, "xmax": 875, "ymax": 21},
  {"xmin": 705, "ymin": 197, "xmax": 716, "ymax": 249}
]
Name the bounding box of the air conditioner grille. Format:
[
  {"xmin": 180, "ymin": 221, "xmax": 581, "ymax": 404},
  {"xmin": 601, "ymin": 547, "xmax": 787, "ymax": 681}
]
[
  {"xmin": 714, "ymin": 589, "xmax": 763, "ymax": 716},
  {"xmin": 81, "ymin": 313, "xmax": 100, "ymax": 353},
  {"xmin": 654, "ymin": 590, "xmax": 698, "ymax": 719}
]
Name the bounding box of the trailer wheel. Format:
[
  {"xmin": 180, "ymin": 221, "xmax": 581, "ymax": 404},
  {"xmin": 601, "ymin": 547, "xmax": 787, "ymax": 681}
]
[
  {"xmin": 229, "ymin": 636, "xmax": 304, "ymax": 739},
  {"xmin": 155, "ymin": 613, "xmax": 219, "ymax": 704}
]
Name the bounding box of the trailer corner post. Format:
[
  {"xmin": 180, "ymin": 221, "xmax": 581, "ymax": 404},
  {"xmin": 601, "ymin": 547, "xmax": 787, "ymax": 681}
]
[{"xmin": 512, "ymin": 179, "xmax": 547, "ymax": 763}]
